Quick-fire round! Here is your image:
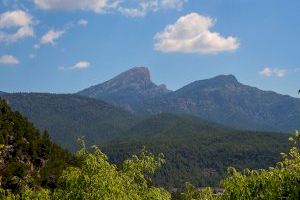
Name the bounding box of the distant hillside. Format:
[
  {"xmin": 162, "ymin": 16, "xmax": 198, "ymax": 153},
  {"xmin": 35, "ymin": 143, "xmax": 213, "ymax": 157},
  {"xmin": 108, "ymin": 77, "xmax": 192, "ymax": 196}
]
[
  {"xmin": 0, "ymin": 93, "xmax": 137, "ymax": 150},
  {"xmin": 102, "ymin": 113, "xmax": 290, "ymax": 189},
  {"xmin": 77, "ymin": 67, "xmax": 300, "ymax": 132},
  {"xmin": 0, "ymin": 99, "xmax": 75, "ymax": 191},
  {"xmin": 77, "ymin": 67, "xmax": 171, "ymax": 110},
  {"xmin": 135, "ymin": 74, "xmax": 300, "ymax": 132}
]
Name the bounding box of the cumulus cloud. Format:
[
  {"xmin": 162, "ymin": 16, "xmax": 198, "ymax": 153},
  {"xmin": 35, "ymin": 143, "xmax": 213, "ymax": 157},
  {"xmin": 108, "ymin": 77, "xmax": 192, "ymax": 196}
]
[
  {"xmin": 78, "ymin": 19, "xmax": 88, "ymax": 26},
  {"xmin": 71, "ymin": 61, "xmax": 90, "ymax": 69},
  {"xmin": 0, "ymin": 10, "xmax": 34, "ymax": 42},
  {"xmin": 259, "ymin": 67, "xmax": 287, "ymax": 78},
  {"xmin": 0, "ymin": 55, "xmax": 19, "ymax": 65},
  {"xmin": 33, "ymin": 0, "xmax": 118, "ymax": 13},
  {"xmin": 154, "ymin": 13, "xmax": 239, "ymax": 54},
  {"xmin": 119, "ymin": 0, "xmax": 187, "ymax": 17}
]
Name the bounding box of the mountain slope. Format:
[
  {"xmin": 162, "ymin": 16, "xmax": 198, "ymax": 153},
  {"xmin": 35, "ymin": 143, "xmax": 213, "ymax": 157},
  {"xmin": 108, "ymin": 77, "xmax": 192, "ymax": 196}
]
[
  {"xmin": 77, "ymin": 67, "xmax": 170, "ymax": 110},
  {"xmin": 102, "ymin": 113, "xmax": 290, "ymax": 189},
  {"xmin": 0, "ymin": 93, "xmax": 137, "ymax": 150},
  {"xmin": 136, "ymin": 75, "xmax": 300, "ymax": 132},
  {"xmin": 0, "ymin": 99, "xmax": 75, "ymax": 191}
]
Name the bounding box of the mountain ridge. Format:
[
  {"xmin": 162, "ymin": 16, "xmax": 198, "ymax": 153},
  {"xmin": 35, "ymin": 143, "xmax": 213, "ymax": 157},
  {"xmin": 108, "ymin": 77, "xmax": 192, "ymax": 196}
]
[
  {"xmin": 0, "ymin": 93, "xmax": 138, "ymax": 150},
  {"xmin": 77, "ymin": 67, "xmax": 171, "ymax": 110},
  {"xmin": 77, "ymin": 67, "xmax": 300, "ymax": 132},
  {"xmin": 137, "ymin": 74, "xmax": 300, "ymax": 132}
]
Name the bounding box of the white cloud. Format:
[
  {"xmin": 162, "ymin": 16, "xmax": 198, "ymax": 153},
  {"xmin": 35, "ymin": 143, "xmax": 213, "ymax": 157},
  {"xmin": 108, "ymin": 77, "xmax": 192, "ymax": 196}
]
[
  {"xmin": 159, "ymin": 0, "xmax": 187, "ymax": 10},
  {"xmin": 33, "ymin": 0, "xmax": 118, "ymax": 13},
  {"xmin": 71, "ymin": 61, "xmax": 90, "ymax": 69},
  {"xmin": 39, "ymin": 29, "xmax": 65, "ymax": 45},
  {"xmin": 78, "ymin": 19, "xmax": 88, "ymax": 26},
  {"xmin": 0, "ymin": 10, "xmax": 34, "ymax": 42},
  {"xmin": 119, "ymin": 0, "xmax": 187, "ymax": 17},
  {"xmin": 259, "ymin": 67, "xmax": 272, "ymax": 77},
  {"xmin": 0, "ymin": 55, "xmax": 19, "ymax": 64},
  {"xmin": 33, "ymin": 0, "xmax": 187, "ymax": 17},
  {"xmin": 154, "ymin": 13, "xmax": 239, "ymax": 54},
  {"xmin": 259, "ymin": 67, "xmax": 287, "ymax": 78},
  {"xmin": 118, "ymin": 7, "xmax": 146, "ymax": 17}
]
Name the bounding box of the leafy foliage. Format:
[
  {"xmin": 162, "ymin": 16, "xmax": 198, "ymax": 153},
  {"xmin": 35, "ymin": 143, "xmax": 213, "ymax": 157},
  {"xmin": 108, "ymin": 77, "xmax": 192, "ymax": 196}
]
[
  {"xmin": 53, "ymin": 141, "xmax": 170, "ymax": 200},
  {"xmin": 1, "ymin": 132, "xmax": 299, "ymax": 200},
  {"xmin": 0, "ymin": 140, "xmax": 171, "ymax": 200}
]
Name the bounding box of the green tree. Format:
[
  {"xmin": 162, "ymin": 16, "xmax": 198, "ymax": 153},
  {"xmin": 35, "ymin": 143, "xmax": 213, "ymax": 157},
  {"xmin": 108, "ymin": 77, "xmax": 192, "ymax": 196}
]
[{"xmin": 53, "ymin": 142, "xmax": 171, "ymax": 200}]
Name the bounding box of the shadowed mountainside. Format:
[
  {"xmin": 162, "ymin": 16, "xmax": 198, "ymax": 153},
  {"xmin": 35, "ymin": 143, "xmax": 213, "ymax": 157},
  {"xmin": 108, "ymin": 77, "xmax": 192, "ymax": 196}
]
[
  {"xmin": 0, "ymin": 93, "xmax": 138, "ymax": 150},
  {"xmin": 77, "ymin": 67, "xmax": 300, "ymax": 132},
  {"xmin": 77, "ymin": 67, "xmax": 171, "ymax": 111},
  {"xmin": 135, "ymin": 74, "xmax": 300, "ymax": 132}
]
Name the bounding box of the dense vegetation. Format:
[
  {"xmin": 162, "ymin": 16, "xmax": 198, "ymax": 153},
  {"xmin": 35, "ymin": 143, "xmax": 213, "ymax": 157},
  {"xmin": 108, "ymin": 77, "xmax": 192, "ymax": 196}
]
[
  {"xmin": 0, "ymin": 99, "xmax": 75, "ymax": 192},
  {"xmin": 0, "ymin": 99, "xmax": 299, "ymax": 199},
  {"xmin": 0, "ymin": 93, "xmax": 290, "ymax": 189},
  {"xmin": 102, "ymin": 114, "xmax": 290, "ymax": 188},
  {"xmin": 1, "ymin": 92, "xmax": 299, "ymax": 199},
  {"xmin": 0, "ymin": 132, "xmax": 171, "ymax": 199},
  {"xmin": 0, "ymin": 122, "xmax": 299, "ymax": 199},
  {"xmin": 177, "ymin": 131, "xmax": 300, "ymax": 199},
  {"xmin": 0, "ymin": 93, "xmax": 137, "ymax": 150}
]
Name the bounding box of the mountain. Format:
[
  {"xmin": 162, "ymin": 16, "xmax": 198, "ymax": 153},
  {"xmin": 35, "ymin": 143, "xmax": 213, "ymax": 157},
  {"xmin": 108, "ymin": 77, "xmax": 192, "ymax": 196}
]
[
  {"xmin": 0, "ymin": 93, "xmax": 137, "ymax": 150},
  {"xmin": 0, "ymin": 99, "xmax": 75, "ymax": 191},
  {"xmin": 77, "ymin": 67, "xmax": 170, "ymax": 110},
  {"xmin": 102, "ymin": 113, "xmax": 290, "ymax": 189},
  {"xmin": 135, "ymin": 75, "xmax": 300, "ymax": 132}
]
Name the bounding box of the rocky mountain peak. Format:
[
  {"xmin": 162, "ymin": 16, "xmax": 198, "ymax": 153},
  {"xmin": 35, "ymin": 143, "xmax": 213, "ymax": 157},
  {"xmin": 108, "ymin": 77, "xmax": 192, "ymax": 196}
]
[
  {"xmin": 212, "ymin": 74, "xmax": 238, "ymax": 83},
  {"xmin": 109, "ymin": 67, "xmax": 151, "ymax": 85},
  {"xmin": 77, "ymin": 67, "xmax": 170, "ymax": 107}
]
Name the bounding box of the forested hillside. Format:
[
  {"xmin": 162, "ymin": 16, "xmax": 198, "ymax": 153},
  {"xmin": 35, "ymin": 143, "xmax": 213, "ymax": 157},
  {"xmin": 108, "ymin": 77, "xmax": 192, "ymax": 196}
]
[
  {"xmin": 0, "ymin": 93, "xmax": 138, "ymax": 150},
  {"xmin": 0, "ymin": 100, "xmax": 172, "ymax": 199},
  {"xmin": 0, "ymin": 92, "xmax": 292, "ymax": 189},
  {"xmin": 0, "ymin": 99, "xmax": 75, "ymax": 192},
  {"xmin": 0, "ymin": 99, "xmax": 298, "ymax": 200},
  {"xmin": 102, "ymin": 113, "xmax": 290, "ymax": 188}
]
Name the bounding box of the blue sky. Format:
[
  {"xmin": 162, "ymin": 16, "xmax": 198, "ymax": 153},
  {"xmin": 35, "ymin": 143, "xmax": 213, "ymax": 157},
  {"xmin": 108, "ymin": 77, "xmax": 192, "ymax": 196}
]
[{"xmin": 0, "ymin": 0, "xmax": 299, "ymax": 97}]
